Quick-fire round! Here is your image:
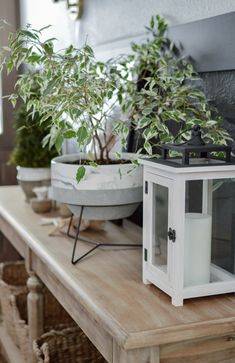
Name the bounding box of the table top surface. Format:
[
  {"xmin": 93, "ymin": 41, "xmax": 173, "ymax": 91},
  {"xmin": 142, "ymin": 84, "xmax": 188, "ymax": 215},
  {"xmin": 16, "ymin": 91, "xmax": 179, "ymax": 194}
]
[{"xmin": 0, "ymin": 186, "xmax": 235, "ymax": 349}]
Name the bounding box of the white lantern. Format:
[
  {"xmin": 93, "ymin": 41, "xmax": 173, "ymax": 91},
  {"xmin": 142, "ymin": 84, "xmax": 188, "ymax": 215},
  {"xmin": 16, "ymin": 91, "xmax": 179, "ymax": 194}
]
[{"xmin": 140, "ymin": 125, "xmax": 235, "ymax": 306}]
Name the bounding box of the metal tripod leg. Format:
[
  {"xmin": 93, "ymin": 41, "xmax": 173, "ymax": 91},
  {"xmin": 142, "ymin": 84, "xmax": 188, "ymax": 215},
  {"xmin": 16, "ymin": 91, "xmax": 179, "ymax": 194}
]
[{"xmin": 67, "ymin": 206, "xmax": 142, "ymax": 265}]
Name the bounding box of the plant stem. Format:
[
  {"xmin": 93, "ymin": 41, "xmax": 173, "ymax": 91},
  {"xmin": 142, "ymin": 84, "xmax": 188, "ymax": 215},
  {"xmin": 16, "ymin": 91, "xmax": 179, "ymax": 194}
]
[{"xmin": 93, "ymin": 138, "xmax": 98, "ymax": 160}]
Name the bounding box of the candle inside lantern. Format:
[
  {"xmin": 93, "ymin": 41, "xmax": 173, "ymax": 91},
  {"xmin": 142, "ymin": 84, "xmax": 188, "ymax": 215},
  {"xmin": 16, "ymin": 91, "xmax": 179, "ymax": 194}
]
[{"xmin": 184, "ymin": 213, "xmax": 212, "ymax": 287}]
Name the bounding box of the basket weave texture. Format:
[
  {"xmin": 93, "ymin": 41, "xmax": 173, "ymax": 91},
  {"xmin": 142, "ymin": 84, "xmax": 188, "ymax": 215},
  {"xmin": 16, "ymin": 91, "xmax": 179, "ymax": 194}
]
[
  {"xmin": 0, "ymin": 261, "xmax": 28, "ymax": 346},
  {"xmin": 33, "ymin": 327, "xmax": 107, "ymax": 363},
  {"xmin": 12, "ymin": 288, "xmax": 75, "ymax": 361}
]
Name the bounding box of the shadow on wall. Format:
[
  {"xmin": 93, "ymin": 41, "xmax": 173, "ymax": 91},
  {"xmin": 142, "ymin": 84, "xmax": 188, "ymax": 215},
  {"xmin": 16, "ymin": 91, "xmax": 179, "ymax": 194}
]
[
  {"xmin": 200, "ymin": 71, "xmax": 235, "ymax": 151},
  {"xmin": 168, "ymin": 12, "xmax": 235, "ymax": 151}
]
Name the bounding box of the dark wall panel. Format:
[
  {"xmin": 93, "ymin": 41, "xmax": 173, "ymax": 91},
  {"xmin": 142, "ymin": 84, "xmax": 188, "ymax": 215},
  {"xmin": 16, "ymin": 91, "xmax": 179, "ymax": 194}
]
[
  {"xmin": 168, "ymin": 12, "xmax": 235, "ymax": 73},
  {"xmin": 200, "ymin": 71, "xmax": 235, "ymax": 146},
  {"xmin": 167, "ymin": 12, "xmax": 235, "ymax": 149}
]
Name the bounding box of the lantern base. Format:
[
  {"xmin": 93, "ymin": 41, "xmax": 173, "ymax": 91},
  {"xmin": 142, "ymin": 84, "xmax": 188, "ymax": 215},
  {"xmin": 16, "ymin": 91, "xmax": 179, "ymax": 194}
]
[{"xmin": 144, "ymin": 263, "xmax": 235, "ymax": 307}]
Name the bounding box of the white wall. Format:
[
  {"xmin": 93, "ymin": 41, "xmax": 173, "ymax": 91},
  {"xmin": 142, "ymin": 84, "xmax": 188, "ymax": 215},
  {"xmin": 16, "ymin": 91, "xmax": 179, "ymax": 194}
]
[
  {"xmin": 77, "ymin": 0, "xmax": 235, "ymax": 59},
  {"xmin": 20, "ymin": 0, "xmax": 78, "ymax": 50},
  {"xmin": 20, "ymin": 1, "xmax": 235, "ymax": 57},
  {"xmin": 79, "ymin": 0, "xmax": 235, "ymax": 45}
]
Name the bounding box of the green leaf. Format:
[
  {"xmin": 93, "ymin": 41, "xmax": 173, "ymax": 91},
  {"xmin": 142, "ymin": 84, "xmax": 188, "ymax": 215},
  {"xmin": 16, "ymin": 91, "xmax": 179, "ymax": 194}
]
[
  {"xmin": 55, "ymin": 135, "xmax": 63, "ymax": 152},
  {"xmin": 77, "ymin": 126, "xmax": 88, "ymax": 145},
  {"xmin": 21, "ymin": 30, "xmax": 39, "ymax": 40},
  {"xmin": 118, "ymin": 168, "xmax": 122, "ymax": 179},
  {"xmin": 6, "ymin": 60, "xmax": 14, "ymax": 73},
  {"xmin": 206, "ymin": 120, "xmax": 219, "ymax": 127},
  {"xmin": 28, "ymin": 54, "xmax": 41, "ymax": 63},
  {"xmin": 144, "ymin": 141, "xmax": 152, "ymax": 155},
  {"xmin": 9, "ymin": 94, "xmax": 18, "ymax": 108},
  {"xmin": 64, "ymin": 130, "xmax": 76, "ymax": 138},
  {"xmin": 69, "ymin": 108, "xmax": 82, "ymax": 121},
  {"xmin": 16, "ymin": 125, "xmax": 27, "ymax": 132},
  {"xmin": 118, "ymin": 94, "xmax": 123, "ymax": 105},
  {"xmin": 115, "ymin": 152, "xmax": 122, "ymax": 160},
  {"xmin": 65, "ymin": 45, "xmax": 74, "ymax": 54},
  {"xmin": 137, "ymin": 117, "xmax": 152, "ymax": 129},
  {"xmin": 45, "ymin": 37, "xmax": 57, "ymax": 43},
  {"xmin": 89, "ymin": 161, "xmax": 98, "ymax": 167},
  {"xmin": 43, "ymin": 42, "xmax": 53, "ymax": 56},
  {"xmin": 43, "ymin": 78, "xmax": 58, "ymax": 96},
  {"xmin": 131, "ymin": 159, "xmax": 140, "ymax": 166},
  {"xmin": 87, "ymin": 151, "xmax": 94, "ymax": 161},
  {"xmin": 142, "ymin": 107, "xmax": 153, "ymax": 116},
  {"xmin": 76, "ymin": 166, "xmax": 86, "ymax": 183},
  {"xmin": 42, "ymin": 134, "xmax": 51, "ymax": 148},
  {"xmin": 39, "ymin": 25, "xmax": 52, "ymax": 32},
  {"xmin": 84, "ymin": 45, "xmax": 94, "ymax": 56},
  {"xmin": 107, "ymin": 91, "xmax": 113, "ymax": 99},
  {"xmin": 143, "ymin": 127, "xmax": 158, "ymax": 141}
]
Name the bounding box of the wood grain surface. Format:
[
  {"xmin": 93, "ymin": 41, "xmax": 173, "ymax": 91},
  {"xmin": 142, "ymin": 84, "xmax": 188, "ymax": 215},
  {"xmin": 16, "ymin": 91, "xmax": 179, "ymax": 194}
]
[{"xmin": 0, "ymin": 186, "xmax": 235, "ymax": 362}]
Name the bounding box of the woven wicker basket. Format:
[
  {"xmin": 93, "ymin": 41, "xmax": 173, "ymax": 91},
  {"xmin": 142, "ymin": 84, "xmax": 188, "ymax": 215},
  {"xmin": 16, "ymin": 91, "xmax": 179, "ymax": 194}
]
[
  {"xmin": 11, "ymin": 288, "xmax": 75, "ymax": 361},
  {"xmin": 0, "ymin": 261, "xmax": 28, "ymax": 346},
  {"xmin": 33, "ymin": 326, "xmax": 107, "ymax": 363}
]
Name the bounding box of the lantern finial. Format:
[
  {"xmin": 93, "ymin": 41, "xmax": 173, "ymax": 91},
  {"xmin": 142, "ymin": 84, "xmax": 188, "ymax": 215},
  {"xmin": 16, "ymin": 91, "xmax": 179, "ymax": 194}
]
[{"xmin": 187, "ymin": 125, "xmax": 205, "ymax": 146}]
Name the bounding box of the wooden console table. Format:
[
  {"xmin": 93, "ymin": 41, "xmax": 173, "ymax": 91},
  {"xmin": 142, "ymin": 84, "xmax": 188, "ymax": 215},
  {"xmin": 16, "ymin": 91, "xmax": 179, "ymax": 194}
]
[{"xmin": 0, "ymin": 186, "xmax": 235, "ymax": 363}]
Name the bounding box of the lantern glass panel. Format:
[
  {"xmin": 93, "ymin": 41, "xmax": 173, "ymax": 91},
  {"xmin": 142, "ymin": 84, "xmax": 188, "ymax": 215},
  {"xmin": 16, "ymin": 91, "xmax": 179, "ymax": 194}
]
[
  {"xmin": 184, "ymin": 178, "xmax": 235, "ymax": 287},
  {"xmin": 152, "ymin": 183, "xmax": 169, "ymax": 272}
]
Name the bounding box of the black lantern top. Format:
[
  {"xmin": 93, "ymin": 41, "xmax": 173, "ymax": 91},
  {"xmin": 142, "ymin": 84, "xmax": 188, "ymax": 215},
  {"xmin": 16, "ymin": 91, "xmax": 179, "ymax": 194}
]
[{"xmin": 161, "ymin": 125, "xmax": 232, "ymax": 166}]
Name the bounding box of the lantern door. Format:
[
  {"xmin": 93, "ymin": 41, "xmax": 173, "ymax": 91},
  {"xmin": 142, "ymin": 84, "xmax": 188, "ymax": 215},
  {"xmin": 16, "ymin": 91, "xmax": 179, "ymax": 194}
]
[
  {"xmin": 143, "ymin": 172, "xmax": 173, "ymax": 291},
  {"xmin": 183, "ymin": 177, "xmax": 235, "ymax": 297}
]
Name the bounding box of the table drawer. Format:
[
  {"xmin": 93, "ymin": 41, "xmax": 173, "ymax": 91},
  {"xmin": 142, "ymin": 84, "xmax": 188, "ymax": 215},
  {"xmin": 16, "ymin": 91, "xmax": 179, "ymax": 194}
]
[{"xmin": 161, "ymin": 334, "xmax": 235, "ymax": 362}]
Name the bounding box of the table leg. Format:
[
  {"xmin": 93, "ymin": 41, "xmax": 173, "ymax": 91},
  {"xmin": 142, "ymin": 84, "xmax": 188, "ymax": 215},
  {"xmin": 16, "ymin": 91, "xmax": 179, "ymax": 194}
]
[
  {"xmin": 113, "ymin": 341, "xmax": 160, "ymax": 363},
  {"xmin": 27, "ymin": 273, "xmax": 44, "ymax": 363}
]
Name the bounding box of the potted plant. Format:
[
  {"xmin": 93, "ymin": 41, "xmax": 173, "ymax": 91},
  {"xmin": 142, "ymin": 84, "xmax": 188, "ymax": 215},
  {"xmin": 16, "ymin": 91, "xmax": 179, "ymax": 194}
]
[
  {"xmin": 119, "ymin": 15, "xmax": 231, "ymax": 155},
  {"xmin": 9, "ymin": 73, "xmax": 58, "ymax": 202},
  {"xmin": 2, "ymin": 17, "xmax": 231, "ymax": 217},
  {"xmin": 1, "ymin": 26, "xmax": 143, "ymax": 219}
]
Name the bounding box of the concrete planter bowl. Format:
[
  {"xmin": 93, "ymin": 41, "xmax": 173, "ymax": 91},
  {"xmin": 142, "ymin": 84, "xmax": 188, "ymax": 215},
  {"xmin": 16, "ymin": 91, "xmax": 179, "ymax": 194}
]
[
  {"xmin": 17, "ymin": 166, "xmax": 51, "ymax": 202},
  {"xmin": 51, "ymin": 153, "xmax": 143, "ymax": 220}
]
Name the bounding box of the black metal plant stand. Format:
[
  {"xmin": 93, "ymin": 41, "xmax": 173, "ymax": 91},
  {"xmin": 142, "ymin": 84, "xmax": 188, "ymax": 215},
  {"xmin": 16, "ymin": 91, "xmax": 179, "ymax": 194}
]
[{"xmin": 67, "ymin": 206, "xmax": 142, "ymax": 265}]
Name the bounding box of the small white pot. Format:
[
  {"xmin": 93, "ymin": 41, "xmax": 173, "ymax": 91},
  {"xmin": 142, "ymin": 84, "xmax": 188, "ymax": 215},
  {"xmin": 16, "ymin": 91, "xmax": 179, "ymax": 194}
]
[
  {"xmin": 51, "ymin": 153, "xmax": 143, "ymax": 220},
  {"xmin": 16, "ymin": 166, "xmax": 51, "ymax": 202},
  {"xmin": 16, "ymin": 166, "xmax": 51, "ymax": 181}
]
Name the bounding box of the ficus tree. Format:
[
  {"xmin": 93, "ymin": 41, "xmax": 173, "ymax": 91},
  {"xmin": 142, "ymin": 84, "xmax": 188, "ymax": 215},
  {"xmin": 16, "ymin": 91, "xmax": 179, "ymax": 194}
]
[
  {"xmin": 117, "ymin": 15, "xmax": 232, "ymax": 156},
  {"xmin": 0, "ymin": 24, "xmax": 128, "ymax": 181}
]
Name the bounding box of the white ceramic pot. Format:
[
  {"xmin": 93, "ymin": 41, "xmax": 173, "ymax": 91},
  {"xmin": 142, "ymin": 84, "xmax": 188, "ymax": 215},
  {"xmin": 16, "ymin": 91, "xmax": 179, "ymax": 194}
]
[
  {"xmin": 17, "ymin": 167, "xmax": 51, "ymax": 181},
  {"xmin": 51, "ymin": 153, "xmax": 143, "ymax": 220},
  {"xmin": 16, "ymin": 166, "xmax": 51, "ymax": 202}
]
